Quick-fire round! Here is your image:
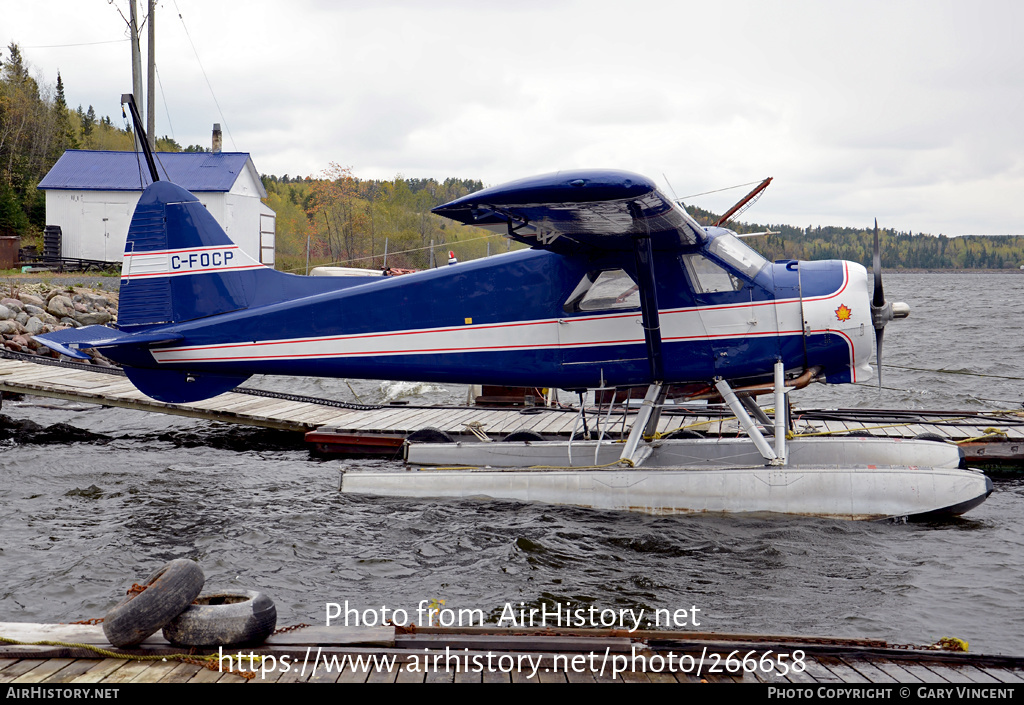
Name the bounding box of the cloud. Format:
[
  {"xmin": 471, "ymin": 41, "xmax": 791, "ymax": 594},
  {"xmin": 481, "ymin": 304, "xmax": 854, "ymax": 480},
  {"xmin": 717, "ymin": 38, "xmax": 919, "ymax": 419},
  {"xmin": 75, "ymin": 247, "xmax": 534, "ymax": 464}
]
[{"xmin": 3, "ymin": 0, "xmax": 1022, "ymax": 233}]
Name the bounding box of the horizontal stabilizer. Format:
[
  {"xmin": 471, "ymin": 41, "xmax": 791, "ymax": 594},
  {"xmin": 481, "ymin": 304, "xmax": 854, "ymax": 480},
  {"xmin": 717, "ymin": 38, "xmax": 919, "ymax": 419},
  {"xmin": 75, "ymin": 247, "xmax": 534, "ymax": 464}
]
[
  {"xmin": 124, "ymin": 367, "xmax": 250, "ymax": 403},
  {"xmin": 34, "ymin": 325, "xmax": 184, "ymax": 360}
]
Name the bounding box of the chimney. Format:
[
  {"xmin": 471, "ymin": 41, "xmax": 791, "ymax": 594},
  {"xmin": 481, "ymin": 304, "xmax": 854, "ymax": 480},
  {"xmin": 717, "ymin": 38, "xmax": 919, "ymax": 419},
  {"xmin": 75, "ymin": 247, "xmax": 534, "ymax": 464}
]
[{"xmin": 212, "ymin": 123, "xmax": 222, "ymax": 153}]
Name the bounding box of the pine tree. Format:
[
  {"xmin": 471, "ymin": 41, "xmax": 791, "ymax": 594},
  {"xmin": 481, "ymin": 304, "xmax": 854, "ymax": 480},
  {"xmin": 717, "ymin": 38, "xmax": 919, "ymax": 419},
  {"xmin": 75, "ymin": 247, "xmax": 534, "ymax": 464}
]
[{"xmin": 51, "ymin": 71, "xmax": 79, "ymax": 156}]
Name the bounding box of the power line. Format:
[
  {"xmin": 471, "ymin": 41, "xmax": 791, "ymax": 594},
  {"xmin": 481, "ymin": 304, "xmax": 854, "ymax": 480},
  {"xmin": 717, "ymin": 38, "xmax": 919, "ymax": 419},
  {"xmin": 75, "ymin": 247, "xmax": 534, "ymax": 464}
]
[
  {"xmin": 678, "ymin": 180, "xmax": 765, "ymax": 201},
  {"xmin": 171, "ymin": 0, "xmax": 235, "ymax": 150},
  {"xmin": 23, "ymin": 39, "xmax": 129, "ymax": 49},
  {"xmin": 155, "ymin": 64, "xmax": 175, "ymax": 140}
]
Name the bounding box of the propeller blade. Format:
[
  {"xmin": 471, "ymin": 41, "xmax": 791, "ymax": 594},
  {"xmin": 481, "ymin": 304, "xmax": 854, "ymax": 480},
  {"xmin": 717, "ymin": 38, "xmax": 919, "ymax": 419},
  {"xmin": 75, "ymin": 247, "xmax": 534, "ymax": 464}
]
[
  {"xmin": 874, "ymin": 325, "xmax": 884, "ymax": 390},
  {"xmin": 872, "ymin": 219, "xmax": 884, "ymax": 308}
]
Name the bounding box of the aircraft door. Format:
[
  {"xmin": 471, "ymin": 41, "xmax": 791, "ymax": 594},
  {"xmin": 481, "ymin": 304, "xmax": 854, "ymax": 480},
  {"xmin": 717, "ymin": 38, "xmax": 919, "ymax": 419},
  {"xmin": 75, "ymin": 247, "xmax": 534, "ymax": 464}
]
[
  {"xmin": 684, "ymin": 253, "xmax": 782, "ymax": 379},
  {"xmin": 773, "ymin": 261, "xmax": 807, "ymax": 372},
  {"xmin": 558, "ymin": 268, "xmax": 649, "ymax": 384}
]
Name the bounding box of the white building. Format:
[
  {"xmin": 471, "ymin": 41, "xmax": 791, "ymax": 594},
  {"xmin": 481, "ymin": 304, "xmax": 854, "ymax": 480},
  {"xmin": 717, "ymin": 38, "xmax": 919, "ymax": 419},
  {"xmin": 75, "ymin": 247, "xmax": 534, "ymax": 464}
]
[{"xmin": 37, "ymin": 150, "xmax": 276, "ymax": 265}]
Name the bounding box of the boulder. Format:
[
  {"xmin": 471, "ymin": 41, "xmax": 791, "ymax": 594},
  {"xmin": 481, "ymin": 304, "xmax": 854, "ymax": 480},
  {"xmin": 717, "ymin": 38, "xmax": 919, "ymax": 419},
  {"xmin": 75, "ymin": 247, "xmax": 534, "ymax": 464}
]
[
  {"xmin": 24, "ymin": 317, "xmax": 46, "ymax": 335},
  {"xmin": 17, "ymin": 293, "xmax": 45, "ymax": 308},
  {"xmin": 74, "ymin": 310, "xmax": 112, "ymax": 326},
  {"xmin": 47, "ymin": 295, "xmax": 75, "ymax": 319}
]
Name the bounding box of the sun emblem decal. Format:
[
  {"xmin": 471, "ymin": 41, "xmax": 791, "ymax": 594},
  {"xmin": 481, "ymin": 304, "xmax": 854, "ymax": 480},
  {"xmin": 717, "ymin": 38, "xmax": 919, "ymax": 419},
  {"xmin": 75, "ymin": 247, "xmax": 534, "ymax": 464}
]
[{"xmin": 835, "ymin": 304, "xmax": 852, "ymax": 322}]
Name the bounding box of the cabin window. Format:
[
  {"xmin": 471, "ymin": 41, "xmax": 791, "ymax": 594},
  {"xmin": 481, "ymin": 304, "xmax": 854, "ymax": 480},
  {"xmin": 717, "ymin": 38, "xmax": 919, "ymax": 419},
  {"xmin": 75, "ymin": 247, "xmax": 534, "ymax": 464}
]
[{"xmin": 563, "ymin": 269, "xmax": 640, "ymax": 313}]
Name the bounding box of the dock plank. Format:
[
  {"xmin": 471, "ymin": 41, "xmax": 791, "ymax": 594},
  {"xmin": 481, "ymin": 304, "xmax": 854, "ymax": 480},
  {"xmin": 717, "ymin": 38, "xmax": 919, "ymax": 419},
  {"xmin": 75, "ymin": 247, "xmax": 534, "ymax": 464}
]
[
  {"xmin": 131, "ymin": 659, "xmax": 182, "ymax": 683},
  {"xmin": 9, "ymin": 658, "xmax": 76, "ymax": 683},
  {"xmin": 395, "ymin": 664, "xmax": 425, "ymax": 684},
  {"xmin": 979, "ymin": 666, "xmax": 1024, "ymax": 683},
  {"xmin": 920, "ymin": 664, "xmax": 977, "ymax": 683},
  {"xmin": 44, "ymin": 659, "xmax": 110, "ymax": 683},
  {"xmin": 157, "ymin": 661, "xmax": 206, "ymax": 684},
  {"xmin": 482, "ymin": 668, "xmax": 511, "ymax": 683},
  {"xmin": 839, "ymin": 657, "xmax": 900, "ymax": 683},
  {"xmin": 871, "ymin": 659, "xmax": 925, "ymax": 682},
  {"xmin": 0, "ymin": 660, "xmax": 49, "ymax": 683},
  {"xmin": 92, "ymin": 660, "xmax": 154, "ymax": 684},
  {"xmin": 799, "ymin": 657, "xmax": 844, "ymax": 683},
  {"xmin": 365, "ymin": 661, "xmax": 401, "ymax": 684}
]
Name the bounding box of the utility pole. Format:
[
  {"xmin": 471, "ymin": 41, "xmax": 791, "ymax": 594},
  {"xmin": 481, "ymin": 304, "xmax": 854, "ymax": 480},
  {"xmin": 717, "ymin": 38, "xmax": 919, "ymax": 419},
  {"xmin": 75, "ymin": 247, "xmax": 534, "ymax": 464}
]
[
  {"xmin": 147, "ymin": 0, "xmax": 156, "ymax": 149},
  {"xmin": 128, "ymin": 0, "xmax": 144, "ymax": 151}
]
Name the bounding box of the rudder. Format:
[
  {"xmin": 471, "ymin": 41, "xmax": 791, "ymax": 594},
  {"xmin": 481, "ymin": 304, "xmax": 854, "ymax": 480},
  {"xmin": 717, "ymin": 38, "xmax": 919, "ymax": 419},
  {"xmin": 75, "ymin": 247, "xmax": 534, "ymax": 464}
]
[{"xmin": 118, "ymin": 181, "xmax": 266, "ymax": 329}]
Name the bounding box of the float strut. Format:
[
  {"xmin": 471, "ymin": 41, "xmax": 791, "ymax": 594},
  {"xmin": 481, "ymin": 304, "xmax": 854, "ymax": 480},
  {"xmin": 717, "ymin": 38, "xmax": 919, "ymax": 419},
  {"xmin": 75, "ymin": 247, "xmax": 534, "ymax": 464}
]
[
  {"xmin": 714, "ymin": 378, "xmax": 780, "ymax": 464},
  {"xmin": 619, "ymin": 382, "xmax": 663, "ymax": 466},
  {"xmin": 773, "ymin": 360, "xmax": 788, "ymax": 465},
  {"xmin": 739, "ymin": 395, "xmax": 774, "ymax": 436}
]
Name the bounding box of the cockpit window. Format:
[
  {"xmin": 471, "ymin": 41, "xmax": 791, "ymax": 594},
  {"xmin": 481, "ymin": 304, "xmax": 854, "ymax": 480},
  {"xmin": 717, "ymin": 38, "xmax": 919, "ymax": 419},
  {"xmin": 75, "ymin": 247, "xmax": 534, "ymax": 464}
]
[
  {"xmin": 563, "ymin": 269, "xmax": 640, "ymax": 313},
  {"xmin": 707, "ymin": 231, "xmax": 768, "ymax": 280},
  {"xmin": 683, "ymin": 255, "xmax": 745, "ymax": 293}
]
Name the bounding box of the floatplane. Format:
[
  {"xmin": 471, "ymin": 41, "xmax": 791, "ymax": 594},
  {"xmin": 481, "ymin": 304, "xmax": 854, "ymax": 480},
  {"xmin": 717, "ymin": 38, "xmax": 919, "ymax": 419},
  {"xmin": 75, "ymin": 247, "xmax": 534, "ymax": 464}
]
[{"xmin": 36, "ymin": 95, "xmax": 991, "ymax": 520}]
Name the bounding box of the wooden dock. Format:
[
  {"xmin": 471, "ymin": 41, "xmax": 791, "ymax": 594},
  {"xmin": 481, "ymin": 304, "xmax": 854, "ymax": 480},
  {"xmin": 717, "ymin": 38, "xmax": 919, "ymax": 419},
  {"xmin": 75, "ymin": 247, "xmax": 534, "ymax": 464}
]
[
  {"xmin": 2, "ymin": 622, "xmax": 1023, "ymax": 684},
  {"xmin": 1, "ymin": 354, "xmax": 1022, "ymax": 466}
]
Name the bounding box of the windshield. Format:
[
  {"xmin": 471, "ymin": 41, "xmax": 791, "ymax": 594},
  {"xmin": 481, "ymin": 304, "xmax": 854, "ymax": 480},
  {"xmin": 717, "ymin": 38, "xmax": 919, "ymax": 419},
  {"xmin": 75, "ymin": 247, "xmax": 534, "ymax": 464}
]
[{"xmin": 706, "ymin": 231, "xmax": 768, "ymax": 281}]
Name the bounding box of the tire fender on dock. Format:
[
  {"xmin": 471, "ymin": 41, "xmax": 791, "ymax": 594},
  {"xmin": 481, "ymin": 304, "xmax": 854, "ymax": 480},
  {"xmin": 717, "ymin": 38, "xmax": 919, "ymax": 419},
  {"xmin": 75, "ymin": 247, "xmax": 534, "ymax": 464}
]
[
  {"xmin": 162, "ymin": 590, "xmax": 277, "ymax": 647},
  {"xmin": 103, "ymin": 559, "xmax": 205, "ymax": 648}
]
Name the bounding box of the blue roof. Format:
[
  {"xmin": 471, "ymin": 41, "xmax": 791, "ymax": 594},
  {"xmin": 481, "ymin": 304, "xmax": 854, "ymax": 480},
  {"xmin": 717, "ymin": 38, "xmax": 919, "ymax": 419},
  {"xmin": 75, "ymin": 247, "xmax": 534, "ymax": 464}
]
[{"xmin": 38, "ymin": 150, "xmax": 260, "ymax": 194}]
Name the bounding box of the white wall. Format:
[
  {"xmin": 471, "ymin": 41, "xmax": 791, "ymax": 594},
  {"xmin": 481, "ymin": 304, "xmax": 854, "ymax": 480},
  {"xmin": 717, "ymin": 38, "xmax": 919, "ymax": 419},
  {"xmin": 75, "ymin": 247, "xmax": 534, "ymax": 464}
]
[{"xmin": 44, "ymin": 181, "xmax": 274, "ymax": 265}]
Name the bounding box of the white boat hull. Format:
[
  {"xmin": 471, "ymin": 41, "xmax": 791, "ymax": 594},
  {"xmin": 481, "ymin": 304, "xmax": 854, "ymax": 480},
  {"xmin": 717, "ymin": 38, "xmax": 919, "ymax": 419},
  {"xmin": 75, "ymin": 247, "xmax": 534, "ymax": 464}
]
[
  {"xmin": 405, "ymin": 436, "xmax": 965, "ymax": 470},
  {"xmin": 340, "ymin": 464, "xmax": 992, "ymax": 521}
]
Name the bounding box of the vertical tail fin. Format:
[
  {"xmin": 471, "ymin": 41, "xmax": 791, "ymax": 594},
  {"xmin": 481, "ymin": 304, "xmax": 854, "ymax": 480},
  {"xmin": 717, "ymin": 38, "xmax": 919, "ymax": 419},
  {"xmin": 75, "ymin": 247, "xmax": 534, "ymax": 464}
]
[{"xmin": 118, "ymin": 181, "xmax": 266, "ymax": 328}]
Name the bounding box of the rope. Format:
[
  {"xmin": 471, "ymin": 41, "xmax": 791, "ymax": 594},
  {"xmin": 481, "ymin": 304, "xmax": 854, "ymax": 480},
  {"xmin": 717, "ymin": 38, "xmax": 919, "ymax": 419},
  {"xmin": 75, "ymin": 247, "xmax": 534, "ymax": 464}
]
[
  {"xmin": 652, "ymin": 416, "xmax": 738, "ymax": 439},
  {"xmin": 955, "ymin": 428, "xmax": 1009, "ymax": 444},
  {"xmin": 789, "ymin": 421, "xmax": 936, "ymax": 438}
]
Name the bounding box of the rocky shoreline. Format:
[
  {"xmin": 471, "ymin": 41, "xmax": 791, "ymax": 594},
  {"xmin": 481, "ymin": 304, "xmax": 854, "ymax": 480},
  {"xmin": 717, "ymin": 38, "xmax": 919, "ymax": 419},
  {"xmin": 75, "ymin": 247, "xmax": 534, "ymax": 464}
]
[{"xmin": 0, "ymin": 283, "xmax": 118, "ymax": 366}]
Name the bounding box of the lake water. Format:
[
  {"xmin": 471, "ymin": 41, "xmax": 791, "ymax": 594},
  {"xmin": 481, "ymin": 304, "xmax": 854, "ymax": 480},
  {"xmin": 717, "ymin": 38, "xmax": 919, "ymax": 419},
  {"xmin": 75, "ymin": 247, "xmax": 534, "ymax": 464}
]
[{"xmin": 1, "ymin": 271, "xmax": 1022, "ymax": 655}]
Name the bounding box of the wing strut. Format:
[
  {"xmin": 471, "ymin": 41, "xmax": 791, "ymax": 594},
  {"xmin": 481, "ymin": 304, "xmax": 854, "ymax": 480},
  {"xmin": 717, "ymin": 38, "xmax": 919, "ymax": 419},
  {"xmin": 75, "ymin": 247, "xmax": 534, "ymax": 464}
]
[
  {"xmin": 629, "ymin": 201, "xmax": 664, "ymax": 382},
  {"xmin": 616, "ymin": 201, "xmax": 669, "ymax": 468}
]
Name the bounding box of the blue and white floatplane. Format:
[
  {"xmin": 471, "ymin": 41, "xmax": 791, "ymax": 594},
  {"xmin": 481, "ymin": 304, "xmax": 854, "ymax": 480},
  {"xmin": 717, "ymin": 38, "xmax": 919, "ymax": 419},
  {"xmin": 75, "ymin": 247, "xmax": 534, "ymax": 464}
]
[{"xmin": 35, "ymin": 95, "xmax": 991, "ymax": 521}]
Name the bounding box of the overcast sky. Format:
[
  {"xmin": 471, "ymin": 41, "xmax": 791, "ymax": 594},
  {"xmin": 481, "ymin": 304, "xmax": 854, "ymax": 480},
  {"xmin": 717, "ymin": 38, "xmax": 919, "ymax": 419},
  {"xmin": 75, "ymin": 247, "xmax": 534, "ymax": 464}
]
[{"xmin": 3, "ymin": 0, "xmax": 1022, "ymax": 235}]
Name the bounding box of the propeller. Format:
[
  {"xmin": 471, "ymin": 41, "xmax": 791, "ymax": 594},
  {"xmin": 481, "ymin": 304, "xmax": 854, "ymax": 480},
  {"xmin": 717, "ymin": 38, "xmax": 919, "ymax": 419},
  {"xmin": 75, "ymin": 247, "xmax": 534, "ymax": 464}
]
[{"xmin": 870, "ymin": 219, "xmax": 910, "ymax": 388}]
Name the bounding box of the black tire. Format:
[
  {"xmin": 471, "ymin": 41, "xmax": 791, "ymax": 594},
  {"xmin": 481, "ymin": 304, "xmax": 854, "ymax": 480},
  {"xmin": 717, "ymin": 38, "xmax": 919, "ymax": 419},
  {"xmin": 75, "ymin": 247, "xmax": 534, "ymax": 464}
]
[
  {"xmin": 914, "ymin": 433, "xmax": 949, "ymax": 443},
  {"xmin": 501, "ymin": 430, "xmax": 545, "ymax": 443},
  {"xmin": 405, "ymin": 427, "xmax": 454, "ymax": 443},
  {"xmin": 664, "ymin": 429, "xmax": 703, "ymax": 439},
  {"xmin": 103, "ymin": 559, "xmax": 205, "ymax": 648},
  {"xmin": 162, "ymin": 590, "xmax": 277, "ymax": 647}
]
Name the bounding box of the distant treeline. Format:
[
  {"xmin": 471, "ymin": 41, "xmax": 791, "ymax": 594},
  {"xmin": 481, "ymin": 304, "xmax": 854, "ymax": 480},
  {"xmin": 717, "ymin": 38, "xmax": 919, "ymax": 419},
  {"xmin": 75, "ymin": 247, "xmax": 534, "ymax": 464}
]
[
  {"xmin": 263, "ymin": 168, "xmax": 501, "ymax": 273},
  {"xmin": 3, "ymin": 41, "xmax": 1022, "ymax": 271},
  {"xmin": 686, "ymin": 205, "xmax": 1024, "ymax": 270}
]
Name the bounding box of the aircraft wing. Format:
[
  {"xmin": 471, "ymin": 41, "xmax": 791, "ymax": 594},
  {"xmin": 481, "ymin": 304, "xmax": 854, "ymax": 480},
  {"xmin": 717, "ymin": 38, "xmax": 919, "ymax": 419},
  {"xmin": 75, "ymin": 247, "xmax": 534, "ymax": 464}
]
[{"xmin": 432, "ymin": 169, "xmax": 706, "ymax": 255}]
